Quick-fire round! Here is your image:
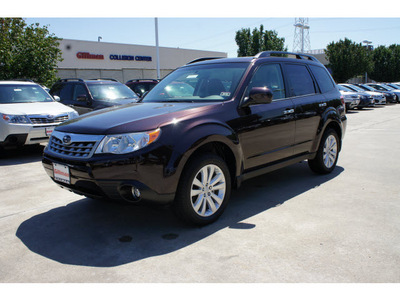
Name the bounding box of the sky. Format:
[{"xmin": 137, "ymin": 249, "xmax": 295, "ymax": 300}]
[
  {"xmin": 4, "ymin": 1, "xmax": 400, "ymax": 58},
  {"xmin": 22, "ymin": 17, "xmax": 400, "ymax": 58}
]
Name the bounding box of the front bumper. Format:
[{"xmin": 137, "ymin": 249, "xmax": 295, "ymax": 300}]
[
  {"xmin": 357, "ymin": 96, "xmax": 374, "ymax": 108},
  {"xmin": 42, "ymin": 150, "xmax": 176, "ymax": 204},
  {"xmin": 374, "ymin": 96, "xmax": 386, "ymax": 105},
  {"xmin": 0, "ymin": 123, "xmax": 56, "ymax": 147},
  {"xmin": 345, "ymin": 99, "xmax": 360, "ymax": 109},
  {"xmin": 385, "ymin": 94, "xmax": 397, "ymax": 103}
]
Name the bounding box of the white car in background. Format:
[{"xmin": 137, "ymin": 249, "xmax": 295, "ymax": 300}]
[
  {"xmin": 337, "ymin": 85, "xmax": 360, "ymax": 110},
  {"xmin": 0, "ymin": 81, "xmax": 78, "ymax": 149}
]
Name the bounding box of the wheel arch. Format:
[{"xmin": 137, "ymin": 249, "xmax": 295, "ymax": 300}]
[
  {"xmin": 167, "ymin": 122, "xmax": 243, "ymax": 194},
  {"xmin": 311, "ymin": 110, "xmax": 344, "ymax": 154}
]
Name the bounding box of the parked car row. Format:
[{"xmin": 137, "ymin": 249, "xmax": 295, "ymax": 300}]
[{"xmin": 337, "ymin": 82, "xmax": 400, "ymax": 111}]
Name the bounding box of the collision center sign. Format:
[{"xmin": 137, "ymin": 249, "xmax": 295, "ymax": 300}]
[
  {"xmin": 110, "ymin": 54, "xmax": 152, "ymax": 61},
  {"xmin": 76, "ymin": 51, "xmax": 151, "ymax": 62}
]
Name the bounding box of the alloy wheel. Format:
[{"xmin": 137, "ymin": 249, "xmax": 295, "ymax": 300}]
[
  {"xmin": 323, "ymin": 135, "xmax": 338, "ymax": 169},
  {"xmin": 190, "ymin": 164, "xmax": 226, "ymax": 217}
]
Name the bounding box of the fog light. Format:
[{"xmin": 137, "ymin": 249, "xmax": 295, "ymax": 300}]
[{"xmin": 132, "ymin": 187, "xmax": 141, "ymax": 199}]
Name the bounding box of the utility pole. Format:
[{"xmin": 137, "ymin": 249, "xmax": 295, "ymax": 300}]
[
  {"xmin": 293, "ymin": 18, "xmax": 311, "ymax": 53},
  {"xmin": 155, "ymin": 18, "xmax": 161, "ymax": 80}
]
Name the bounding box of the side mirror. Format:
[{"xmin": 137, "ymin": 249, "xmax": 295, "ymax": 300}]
[
  {"xmin": 53, "ymin": 95, "xmax": 61, "ymax": 102},
  {"xmin": 242, "ymin": 87, "xmax": 273, "ymax": 107}
]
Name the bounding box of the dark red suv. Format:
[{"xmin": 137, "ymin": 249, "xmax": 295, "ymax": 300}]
[{"xmin": 42, "ymin": 51, "xmax": 347, "ymax": 225}]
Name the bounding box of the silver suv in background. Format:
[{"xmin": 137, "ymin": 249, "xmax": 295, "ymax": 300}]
[{"xmin": 0, "ymin": 81, "xmax": 78, "ymax": 149}]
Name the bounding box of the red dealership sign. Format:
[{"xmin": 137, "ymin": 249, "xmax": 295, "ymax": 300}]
[{"xmin": 76, "ymin": 52, "xmax": 104, "ymax": 60}]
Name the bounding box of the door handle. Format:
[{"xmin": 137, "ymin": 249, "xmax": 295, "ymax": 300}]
[
  {"xmin": 283, "ymin": 109, "xmax": 294, "ymax": 114},
  {"xmin": 319, "ymin": 103, "xmax": 327, "ymax": 107}
]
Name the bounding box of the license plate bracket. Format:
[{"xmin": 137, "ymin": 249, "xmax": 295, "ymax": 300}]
[
  {"xmin": 53, "ymin": 163, "xmax": 70, "ymax": 185},
  {"xmin": 45, "ymin": 127, "xmax": 55, "ymax": 136}
]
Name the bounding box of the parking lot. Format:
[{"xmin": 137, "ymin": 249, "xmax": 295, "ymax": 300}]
[{"xmin": 1, "ymin": 104, "xmax": 400, "ymax": 283}]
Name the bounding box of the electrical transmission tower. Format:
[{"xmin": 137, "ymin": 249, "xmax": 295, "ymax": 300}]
[{"xmin": 293, "ymin": 18, "xmax": 311, "ymax": 53}]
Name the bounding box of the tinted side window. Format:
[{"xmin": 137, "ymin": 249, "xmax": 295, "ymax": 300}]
[
  {"xmin": 285, "ymin": 64, "xmax": 316, "ymax": 97},
  {"xmin": 246, "ymin": 63, "xmax": 286, "ymax": 100},
  {"xmin": 58, "ymin": 84, "xmax": 73, "ymax": 101},
  {"xmin": 310, "ymin": 65, "xmax": 336, "ymax": 93},
  {"xmin": 50, "ymin": 83, "xmax": 63, "ymax": 97},
  {"xmin": 72, "ymin": 84, "xmax": 89, "ymax": 101}
]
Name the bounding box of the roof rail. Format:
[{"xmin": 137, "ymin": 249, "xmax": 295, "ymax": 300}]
[
  {"xmin": 126, "ymin": 79, "xmax": 159, "ymax": 83},
  {"xmin": 255, "ymin": 51, "xmax": 319, "ymax": 62},
  {"xmin": 58, "ymin": 78, "xmax": 85, "ymax": 82},
  {"xmin": 89, "ymin": 78, "xmax": 119, "ymax": 82},
  {"xmin": 11, "ymin": 78, "xmax": 35, "ymax": 82},
  {"xmin": 186, "ymin": 57, "xmax": 225, "ymax": 65}
]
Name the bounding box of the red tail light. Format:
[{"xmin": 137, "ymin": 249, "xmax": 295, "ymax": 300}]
[{"xmin": 340, "ymin": 96, "xmax": 345, "ymax": 106}]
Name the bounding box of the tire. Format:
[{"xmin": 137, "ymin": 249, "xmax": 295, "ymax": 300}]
[
  {"xmin": 308, "ymin": 128, "xmax": 339, "ymax": 174},
  {"xmin": 174, "ymin": 153, "xmax": 231, "ymax": 226}
]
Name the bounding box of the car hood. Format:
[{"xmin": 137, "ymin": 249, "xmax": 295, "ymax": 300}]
[
  {"xmin": 339, "ymin": 91, "xmax": 358, "ymax": 97},
  {"xmin": 55, "ymin": 101, "xmax": 220, "ymax": 135},
  {"xmin": 364, "ymin": 91, "xmax": 383, "ymax": 96},
  {"xmin": 0, "ymin": 101, "xmax": 77, "ymax": 115}
]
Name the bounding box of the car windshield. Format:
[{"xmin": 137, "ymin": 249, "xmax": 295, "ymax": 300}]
[
  {"xmin": 338, "ymin": 85, "xmax": 352, "ymax": 92},
  {"xmin": 386, "ymin": 84, "xmax": 400, "ymax": 89},
  {"xmin": 346, "ymin": 85, "xmax": 364, "ymax": 92},
  {"xmin": 369, "ymin": 84, "xmax": 389, "ymax": 91},
  {"xmin": 142, "ymin": 63, "xmax": 249, "ymax": 103},
  {"xmin": 0, "ymin": 84, "xmax": 53, "ymax": 104},
  {"xmin": 381, "ymin": 84, "xmax": 396, "ymax": 90},
  {"xmin": 359, "ymin": 85, "xmax": 374, "ymax": 91},
  {"xmin": 87, "ymin": 83, "xmax": 138, "ymax": 101}
]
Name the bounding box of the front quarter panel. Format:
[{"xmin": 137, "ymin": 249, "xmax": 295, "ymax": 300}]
[{"xmin": 164, "ymin": 118, "xmax": 242, "ymax": 183}]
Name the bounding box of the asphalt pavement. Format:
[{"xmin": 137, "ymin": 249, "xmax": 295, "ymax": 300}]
[{"xmin": 1, "ymin": 104, "xmax": 400, "ymax": 284}]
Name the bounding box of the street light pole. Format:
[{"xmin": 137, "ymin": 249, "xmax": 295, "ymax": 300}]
[
  {"xmin": 155, "ymin": 18, "xmax": 161, "ymax": 80},
  {"xmin": 363, "ymin": 40, "xmax": 372, "ymax": 83}
]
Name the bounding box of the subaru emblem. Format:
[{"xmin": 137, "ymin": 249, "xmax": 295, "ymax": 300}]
[
  {"xmin": 63, "ymin": 135, "xmax": 72, "ymax": 145},
  {"xmin": 47, "ymin": 115, "xmax": 54, "ymax": 119}
]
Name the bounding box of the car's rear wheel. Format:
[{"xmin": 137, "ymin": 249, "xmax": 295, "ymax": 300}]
[
  {"xmin": 174, "ymin": 153, "xmax": 231, "ymax": 226},
  {"xmin": 308, "ymin": 128, "xmax": 339, "ymax": 174}
]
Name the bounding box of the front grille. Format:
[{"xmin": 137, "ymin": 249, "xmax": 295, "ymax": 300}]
[
  {"xmin": 29, "ymin": 114, "xmax": 69, "ymax": 124},
  {"xmin": 49, "ymin": 136, "xmax": 95, "ymax": 158}
]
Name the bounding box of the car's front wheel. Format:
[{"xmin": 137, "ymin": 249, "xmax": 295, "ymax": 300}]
[{"xmin": 174, "ymin": 153, "xmax": 231, "ymax": 226}]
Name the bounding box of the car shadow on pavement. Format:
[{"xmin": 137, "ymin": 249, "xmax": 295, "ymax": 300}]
[
  {"xmin": 16, "ymin": 162, "xmax": 344, "ymax": 267},
  {"xmin": 0, "ymin": 145, "xmax": 44, "ymax": 165}
]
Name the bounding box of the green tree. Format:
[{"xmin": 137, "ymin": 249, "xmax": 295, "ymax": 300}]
[
  {"xmin": 325, "ymin": 38, "xmax": 373, "ymax": 83},
  {"xmin": 0, "ymin": 18, "xmax": 62, "ymax": 87},
  {"xmin": 370, "ymin": 44, "xmax": 400, "ymax": 82},
  {"xmin": 235, "ymin": 25, "xmax": 287, "ymax": 57}
]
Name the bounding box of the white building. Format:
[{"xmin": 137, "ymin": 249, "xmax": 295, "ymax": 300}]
[{"xmin": 57, "ymin": 39, "xmax": 227, "ymax": 82}]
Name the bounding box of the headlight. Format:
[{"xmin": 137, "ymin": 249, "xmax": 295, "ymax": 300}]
[
  {"xmin": 1, "ymin": 114, "xmax": 31, "ymax": 124},
  {"xmin": 95, "ymin": 128, "xmax": 161, "ymax": 154},
  {"xmin": 67, "ymin": 111, "xmax": 79, "ymax": 119}
]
